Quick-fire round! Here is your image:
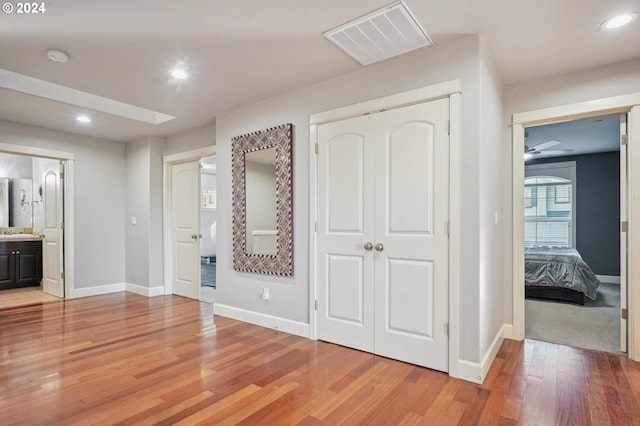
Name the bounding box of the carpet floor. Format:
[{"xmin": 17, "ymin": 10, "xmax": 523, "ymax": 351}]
[
  {"xmin": 201, "ymin": 259, "xmax": 216, "ymax": 288},
  {"xmin": 525, "ymin": 282, "xmax": 621, "ymax": 354}
]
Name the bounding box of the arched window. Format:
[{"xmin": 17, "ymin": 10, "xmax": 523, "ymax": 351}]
[{"xmin": 524, "ymin": 175, "xmax": 574, "ymax": 247}]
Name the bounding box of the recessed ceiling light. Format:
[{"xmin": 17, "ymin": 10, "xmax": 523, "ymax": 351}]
[
  {"xmin": 46, "ymin": 49, "xmax": 70, "ymax": 63},
  {"xmin": 76, "ymin": 115, "xmax": 91, "ymax": 124},
  {"xmin": 601, "ymin": 12, "xmax": 638, "ymax": 30},
  {"xmin": 169, "ymin": 68, "xmax": 189, "ymax": 80}
]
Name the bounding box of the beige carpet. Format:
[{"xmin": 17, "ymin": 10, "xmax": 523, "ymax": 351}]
[
  {"xmin": 525, "ymin": 282, "xmax": 621, "ymax": 354},
  {"xmin": 0, "ymin": 287, "xmax": 61, "ymax": 310}
]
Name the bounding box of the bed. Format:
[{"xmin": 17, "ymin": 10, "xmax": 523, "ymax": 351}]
[{"xmin": 525, "ymin": 246, "xmax": 600, "ymax": 305}]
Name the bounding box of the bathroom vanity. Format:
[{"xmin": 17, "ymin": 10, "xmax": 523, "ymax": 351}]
[{"xmin": 0, "ymin": 235, "xmax": 43, "ymax": 290}]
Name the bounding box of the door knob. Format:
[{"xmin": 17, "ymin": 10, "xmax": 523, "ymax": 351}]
[
  {"xmin": 363, "ymin": 242, "xmax": 373, "ymax": 251},
  {"xmin": 375, "ymin": 243, "xmax": 384, "ymax": 252}
]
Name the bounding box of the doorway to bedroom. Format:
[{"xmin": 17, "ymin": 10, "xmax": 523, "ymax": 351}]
[{"xmin": 522, "ymin": 113, "xmax": 623, "ymax": 353}]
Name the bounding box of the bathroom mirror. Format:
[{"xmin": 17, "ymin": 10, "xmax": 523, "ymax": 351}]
[{"xmin": 232, "ymin": 123, "xmax": 293, "ymax": 276}]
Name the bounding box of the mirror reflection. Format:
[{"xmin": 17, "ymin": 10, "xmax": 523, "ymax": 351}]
[
  {"xmin": 0, "ymin": 152, "xmax": 59, "ymax": 230},
  {"xmin": 245, "ymin": 147, "xmax": 277, "ymax": 255}
]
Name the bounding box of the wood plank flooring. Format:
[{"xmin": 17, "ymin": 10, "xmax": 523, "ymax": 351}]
[{"xmin": 1, "ymin": 293, "xmax": 640, "ymax": 425}]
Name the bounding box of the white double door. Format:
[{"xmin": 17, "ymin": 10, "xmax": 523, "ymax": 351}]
[{"xmin": 316, "ymin": 98, "xmax": 450, "ymax": 372}]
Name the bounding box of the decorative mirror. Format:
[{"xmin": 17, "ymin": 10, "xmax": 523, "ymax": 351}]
[{"xmin": 232, "ymin": 123, "xmax": 293, "ymax": 276}]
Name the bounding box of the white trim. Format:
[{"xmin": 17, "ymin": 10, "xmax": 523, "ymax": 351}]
[
  {"xmin": 457, "ymin": 325, "xmax": 506, "ymax": 384},
  {"xmin": 214, "ymin": 303, "xmax": 310, "ymax": 338},
  {"xmin": 310, "ymin": 80, "xmax": 461, "ymax": 125},
  {"xmin": 629, "ymin": 105, "xmax": 640, "ymax": 361},
  {"xmin": 308, "ymin": 123, "xmax": 318, "ymax": 341},
  {"xmin": 308, "ymin": 80, "xmax": 462, "ymax": 377},
  {"xmin": 125, "ymin": 283, "xmax": 165, "ymax": 297},
  {"xmin": 512, "ymin": 92, "xmax": 640, "ymax": 361},
  {"xmin": 0, "ymin": 142, "xmax": 74, "ymax": 160},
  {"xmin": 63, "ymin": 159, "xmax": 75, "ymax": 300},
  {"xmin": 596, "ymin": 275, "xmax": 621, "ymax": 285},
  {"xmin": 502, "ymin": 324, "xmax": 516, "ymax": 340},
  {"xmin": 512, "ymin": 92, "xmax": 640, "ymax": 126},
  {"xmin": 68, "ymin": 282, "xmax": 125, "ymax": 299},
  {"xmin": 448, "ymin": 91, "xmax": 461, "ymax": 378},
  {"xmin": 163, "ymin": 146, "xmax": 216, "ymax": 164}
]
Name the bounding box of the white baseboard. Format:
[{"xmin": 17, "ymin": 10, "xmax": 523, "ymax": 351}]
[
  {"xmin": 596, "ymin": 275, "xmax": 621, "ymax": 285},
  {"xmin": 126, "ymin": 283, "xmax": 165, "ymax": 297},
  {"xmin": 214, "ymin": 303, "xmax": 310, "ymax": 338},
  {"xmin": 502, "ymin": 324, "xmax": 516, "ymax": 340},
  {"xmin": 68, "ymin": 282, "xmax": 125, "ymax": 299},
  {"xmin": 456, "ymin": 324, "xmax": 506, "ymax": 384}
]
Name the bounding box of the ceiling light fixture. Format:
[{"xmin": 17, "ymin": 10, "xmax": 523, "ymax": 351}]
[
  {"xmin": 76, "ymin": 115, "xmax": 91, "ymax": 124},
  {"xmin": 169, "ymin": 67, "xmax": 189, "ymax": 80},
  {"xmin": 46, "ymin": 49, "xmax": 70, "ymax": 63},
  {"xmin": 601, "ymin": 12, "xmax": 638, "ymax": 30}
]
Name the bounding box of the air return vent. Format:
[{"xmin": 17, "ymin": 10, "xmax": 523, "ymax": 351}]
[{"xmin": 323, "ymin": 1, "xmax": 432, "ymax": 66}]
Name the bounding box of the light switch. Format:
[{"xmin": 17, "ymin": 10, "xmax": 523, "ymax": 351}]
[{"xmin": 131, "ymin": 216, "xmax": 137, "ymax": 225}]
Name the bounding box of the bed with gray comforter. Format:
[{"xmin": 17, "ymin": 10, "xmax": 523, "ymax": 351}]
[{"xmin": 525, "ymin": 246, "xmax": 601, "ymax": 304}]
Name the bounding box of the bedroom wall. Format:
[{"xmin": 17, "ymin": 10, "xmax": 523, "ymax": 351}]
[
  {"xmin": 164, "ymin": 123, "xmax": 215, "ymax": 155},
  {"xmin": 0, "ymin": 120, "xmax": 126, "ymax": 291},
  {"xmin": 125, "ymin": 136, "xmax": 165, "ymax": 292},
  {"xmin": 526, "ymin": 151, "xmax": 620, "ymax": 276},
  {"xmin": 215, "ymin": 34, "xmax": 503, "ymax": 367},
  {"xmin": 502, "ymin": 58, "xmax": 640, "ymax": 323}
]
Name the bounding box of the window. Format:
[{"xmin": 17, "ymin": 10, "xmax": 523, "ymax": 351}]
[{"xmin": 524, "ymin": 176, "xmax": 573, "ymax": 247}]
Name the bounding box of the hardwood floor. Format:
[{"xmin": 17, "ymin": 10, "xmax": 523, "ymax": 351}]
[{"xmin": 1, "ymin": 293, "xmax": 640, "ymax": 425}]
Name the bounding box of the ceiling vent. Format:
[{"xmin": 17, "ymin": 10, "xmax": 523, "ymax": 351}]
[{"xmin": 323, "ymin": 1, "xmax": 432, "ymax": 66}]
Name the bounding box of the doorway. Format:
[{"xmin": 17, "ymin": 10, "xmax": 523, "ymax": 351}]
[
  {"xmin": 511, "ymin": 94, "xmax": 640, "ymax": 361},
  {"xmin": 163, "ymin": 146, "xmax": 216, "ymax": 301},
  {"xmin": 0, "ymin": 143, "xmax": 73, "ymax": 303},
  {"xmin": 522, "ymin": 114, "xmax": 622, "ymax": 353},
  {"xmin": 200, "ymin": 156, "xmax": 217, "ymax": 302}
]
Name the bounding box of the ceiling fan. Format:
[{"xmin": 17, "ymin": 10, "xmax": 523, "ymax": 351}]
[{"xmin": 524, "ymin": 139, "xmax": 573, "ymax": 160}]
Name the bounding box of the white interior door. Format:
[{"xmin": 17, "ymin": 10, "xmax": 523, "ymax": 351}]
[
  {"xmin": 317, "ymin": 114, "xmax": 376, "ymax": 352},
  {"xmin": 620, "ymin": 113, "xmax": 629, "ymax": 352},
  {"xmin": 317, "ymin": 98, "xmax": 450, "ymax": 371},
  {"xmin": 373, "ymin": 100, "xmax": 449, "ymax": 370},
  {"xmin": 171, "ymin": 161, "xmax": 200, "ymax": 299},
  {"xmin": 42, "ymin": 166, "xmax": 64, "ymax": 298}
]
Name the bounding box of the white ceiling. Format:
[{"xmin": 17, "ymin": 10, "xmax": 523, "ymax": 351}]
[
  {"xmin": 1, "ymin": 0, "xmax": 639, "ymax": 142},
  {"xmin": 525, "ymin": 113, "xmax": 621, "ymax": 158}
]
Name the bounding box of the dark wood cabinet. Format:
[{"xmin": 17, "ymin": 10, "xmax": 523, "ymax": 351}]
[{"xmin": 0, "ymin": 240, "xmax": 42, "ymax": 290}]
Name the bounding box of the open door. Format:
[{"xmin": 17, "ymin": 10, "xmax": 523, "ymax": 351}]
[
  {"xmin": 42, "ymin": 164, "xmax": 64, "ymax": 298},
  {"xmin": 171, "ymin": 161, "xmax": 200, "ymax": 299},
  {"xmin": 620, "ymin": 113, "xmax": 629, "ymax": 352}
]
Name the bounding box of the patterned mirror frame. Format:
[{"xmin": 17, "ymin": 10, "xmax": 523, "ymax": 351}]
[{"xmin": 232, "ymin": 123, "xmax": 293, "ymax": 276}]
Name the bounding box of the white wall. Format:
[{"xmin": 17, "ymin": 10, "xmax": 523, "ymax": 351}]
[
  {"xmin": 215, "ymin": 35, "xmax": 499, "ymax": 364},
  {"xmin": 126, "ymin": 139, "xmax": 151, "ymax": 287},
  {"xmin": 164, "ymin": 123, "xmax": 215, "ymax": 156},
  {"xmin": 502, "ymin": 58, "xmax": 640, "ymax": 323},
  {"xmin": 477, "ymin": 40, "xmax": 505, "ymax": 360},
  {"xmin": 0, "ymin": 120, "xmax": 126, "ymax": 289},
  {"xmin": 126, "ymin": 136, "xmax": 164, "ymax": 290}
]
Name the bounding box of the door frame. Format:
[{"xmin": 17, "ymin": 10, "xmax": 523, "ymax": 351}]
[
  {"xmin": 511, "ymin": 93, "xmax": 640, "ymax": 361},
  {"xmin": 309, "ymin": 80, "xmax": 462, "ymax": 377},
  {"xmin": 0, "ymin": 142, "xmax": 75, "ymax": 298},
  {"xmin": 163, "ymin": 146, "xmax": 216, "ymax": 296}
]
